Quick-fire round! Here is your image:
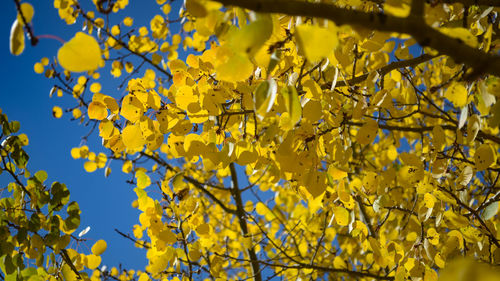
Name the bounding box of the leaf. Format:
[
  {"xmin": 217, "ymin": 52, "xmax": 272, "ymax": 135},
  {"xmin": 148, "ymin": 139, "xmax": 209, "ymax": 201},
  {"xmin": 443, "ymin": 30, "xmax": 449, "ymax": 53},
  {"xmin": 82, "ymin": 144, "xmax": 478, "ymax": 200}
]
[
  {"xmin": 281, "ymin": 86, "xmax": 302, "ymax": 126},
  {"xmin": 457, "ymin": 166, "xmax": 473, "ymax": 186},
  {"xmin": 303, "ymin": 169, "xmax": 326, "ymax": 198},
  {"xmin": 91, "ymin": 240, "xmax": 107, "ymax": 256},
  {"xmin": 482, "ymin": 201, "xmax": 499, "ymax": 220},
  {"xmin": 9, "ymin": 19, "xmax": 25, "ymax": 56},
  {"xmin": 356, "ymin": 119, "xmax": 379, "ymax": 145},
  {"xmin": 17, "ymin": 3, "xmax": 35, "ymax": 25},
  {"xmin": 440, "ymin": 27, "xmax": 478, "ymax": 48},
  {"xmin": 227, "ymin": 14, "xmax": 273, "ymax": 56},
  {"xmin": 254, "ymin": 79, "xmax": 277, "ymax": 118},
  {"xmin": 333, "ymin": 206, "xmax": 349, "ymax": 226},
  {"xmin": 57, "ymin": 32, "xmax": 103, "ymax": 72},
  {"xmin": 215, "ymin": 46, "xmax": 254, "ymax": 82},
  {"xmin": 121, "ymin": 95, "xmax": 144, "ymax": 123},
  {"xmin": 88, "ymin": 101, "xmax": 108, "ymax": 120},
  {"xmin": 85, "ymin": 254, "xmax": 101, "ymax": 270},
  {"xmin": 295, "ymin": 24, "xmax": 338, "ymax": 62},
  {"xmin": 135, "ymin": 170, "xmax": 151, "ymax": 189},
  {"xmin": 466, "ymin": 114, "xmax": 481, "ymax": 143},
  {"xmin": 445, "ymin": 82, "xmax": 468, "ymax": 108},
  {"xmin": 52, "ymin": 106, "xmax": 63, "ymax": 118},
  {"xmin": 121, "ymin": 124, "xmax": 145, "ymax": 150},
  {"xmin": 474, "ymin": 144, "xmax": 495, "ymax": 171}
]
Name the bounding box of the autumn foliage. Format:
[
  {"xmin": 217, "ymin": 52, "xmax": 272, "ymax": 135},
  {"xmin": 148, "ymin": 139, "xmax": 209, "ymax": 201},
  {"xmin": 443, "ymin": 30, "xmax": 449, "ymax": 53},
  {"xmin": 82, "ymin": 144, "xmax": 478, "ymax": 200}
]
[{"xmin": 3, "ymin": 0, "xmax": 500, "ymax": 280}]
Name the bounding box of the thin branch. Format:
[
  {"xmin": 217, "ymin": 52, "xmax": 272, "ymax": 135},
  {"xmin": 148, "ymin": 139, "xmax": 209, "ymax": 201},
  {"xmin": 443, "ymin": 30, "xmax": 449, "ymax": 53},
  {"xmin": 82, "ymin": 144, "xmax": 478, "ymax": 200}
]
[
  {"xmin": 322, "ymin": 54, "xmax": 437, "ymax": 89},
  {"xmin": 114, "ymin": 228, "xmax": 150, "ymax": 249},
  {"xmin": 229, "ymin": 163, "xmax": 263, "ymax": 281}
]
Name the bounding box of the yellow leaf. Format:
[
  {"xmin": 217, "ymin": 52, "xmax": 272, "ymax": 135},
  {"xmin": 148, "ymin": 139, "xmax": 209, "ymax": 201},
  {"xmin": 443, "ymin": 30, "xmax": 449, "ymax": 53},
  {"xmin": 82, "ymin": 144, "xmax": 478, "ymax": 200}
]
[
  {"xmin": 9, "ymin": 19, "xmax": 25, "ymax": 56},
  {"xmin": 424, "ymin": 266, "xmax": 438, "ymax": 281},
  {"xmin": 475, "ymin": 144, "xmax": 495, "ymax": 171},
  {"xmin": 424, "ymin": 193, "xmax": 435, "ymax": 209},
  {"xmin": 135, "ymin": 170, "xmax": 151, "ymax": 189},
  {"xmin": 432, "ymin": 125, "xmax": 446, "ymax": 151},
  {"xmin": 196, "ymin": 223, "xmax": 210, "ymax": 235},
  {"xmin": 91, "ymin": 239, "xmax": 107, "ymax": 255},
  {"xmin": 122, "ymin": 124, "xmax": 145, "ymax": 150},
  {"xmin": 84, "ymin": 161, "xmax": 97, "ymax": 172},
  {"xmin": 333, "ymin": 206, "xmax": 349, "ymax": 226},
  {"xmin": 328, "ymin": 166, "xmax": 348, "ymax": 180},
  {"xmin": 57, "ymin": 32, "xmax": 103, "ymax": 72},
  {"xmin": 434, "ymin": 252, "xmax": 445, "ymax": 268},
  {"xmin": 88, "ymin": 101, "xmax": 108, "ymax": 120},
  {"xmin": 444, "ymin": 82, "xmax": 468, "ymax": 108},
  {"xmin": 52, "ymin": 106, "xmax": 63, "ymax": 118},
  {"xmin": 85, "ymin": 254, "xmax": 101, "ymax": 270},
  {"xmin": 215, "ymin": 46, "xmax": 254, "ymax": 82},
  {"xmin": 121, "ymin": 94, "xmax": 144, "ymax": 123},
  {"xmin": 281, "ymin": 86, "xmax": 302, "ymax": 126},
  {"xmin": 61, "ymin": 264, "xmax": 77, "ymax": 281},
  {"xmin": 440, "ymin": 27, "xmax": 478, "ymax": 48},
  {"xmin": 185, "ymin": 0, "xmax": 207, "ymax": 17},
  {"xmin": 34, "ymin": 62, "xmax": 44, "ymax": 74},
  {"xmin": 295, "ymin": 24, "xmax": 338, "ymax": 62},
  {"xmin": 227, "ymin": 15, "xmax": 273, "ymax": 56},
  {"xmin": 356, "ymin": 119, "xmax": 379, "ymax": 145},
  {"xmin": 384, "ymin": 0, "xmax": 410, "ymax": 17},
  {"xmin": 188, "ymin": 248, "xmax": 202, "ymax": 261},
  {"xmin": 122, "ymin": 160, "xmax": 133, "ymax": 173},
  {"xmin": 303, "ymin": 169, "xmax": 326, "ymax": 198},
  {"xmin": 17, "ymin": 3, "xmax": 35, "ymax": 25}
]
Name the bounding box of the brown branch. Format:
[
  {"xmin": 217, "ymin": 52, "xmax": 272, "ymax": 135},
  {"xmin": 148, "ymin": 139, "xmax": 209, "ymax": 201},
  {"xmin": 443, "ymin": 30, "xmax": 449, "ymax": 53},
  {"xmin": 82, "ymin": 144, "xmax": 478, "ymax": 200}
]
[
  {"xmin": 213, "ymin": 0, "xmax": 500, "ymax": 78},
  {"xmin": 229, "ymin": 163, "xmax": 263, "ymax": 281},
  {"xmin": 114, "ymin": 228, "xmax": 150, "ymax": 249},
  {"xmin": 323, "ymin": 54, "xmax": 437, "ymax": 89}
]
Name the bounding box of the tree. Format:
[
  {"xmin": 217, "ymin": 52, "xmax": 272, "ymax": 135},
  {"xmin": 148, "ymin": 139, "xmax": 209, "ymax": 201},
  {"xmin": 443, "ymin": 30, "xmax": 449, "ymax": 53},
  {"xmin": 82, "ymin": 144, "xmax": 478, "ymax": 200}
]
[{"xmin": 4, "ymin": 0, "xmax": 500, "ymax": 280}]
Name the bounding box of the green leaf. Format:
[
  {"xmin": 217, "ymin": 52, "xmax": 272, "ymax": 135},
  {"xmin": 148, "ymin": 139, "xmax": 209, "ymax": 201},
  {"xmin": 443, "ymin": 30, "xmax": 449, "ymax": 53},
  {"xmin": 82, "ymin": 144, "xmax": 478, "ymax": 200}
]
[
  {"xmin": 2, "ymin": 254, "xmax": 16, "ymax": 274},
  {"xmin": 49, "ymin": 182, "xmax": 70, "ymax": 212},
  {"xmin": 11, "ymin": 147, "xmax": 28, "ymax": 169}
]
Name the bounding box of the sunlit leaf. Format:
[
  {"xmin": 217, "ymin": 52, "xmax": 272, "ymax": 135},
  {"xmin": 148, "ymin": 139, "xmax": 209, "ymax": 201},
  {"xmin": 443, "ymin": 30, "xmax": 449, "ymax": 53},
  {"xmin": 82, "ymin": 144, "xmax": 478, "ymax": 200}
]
[
  {"xmin": 295, "ymin": 24, "xmax": 338, "ymax": 62},
  {"xmin": 57, "ymin": 32, "xmax": 103, "ymax": 72}
]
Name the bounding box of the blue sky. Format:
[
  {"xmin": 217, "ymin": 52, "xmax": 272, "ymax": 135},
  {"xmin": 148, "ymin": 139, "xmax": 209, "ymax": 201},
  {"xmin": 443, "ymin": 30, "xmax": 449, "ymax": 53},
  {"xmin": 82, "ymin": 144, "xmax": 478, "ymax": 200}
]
[{"xmin": 0, "ymin": 0, "xmax": 179, "ymax": 270}]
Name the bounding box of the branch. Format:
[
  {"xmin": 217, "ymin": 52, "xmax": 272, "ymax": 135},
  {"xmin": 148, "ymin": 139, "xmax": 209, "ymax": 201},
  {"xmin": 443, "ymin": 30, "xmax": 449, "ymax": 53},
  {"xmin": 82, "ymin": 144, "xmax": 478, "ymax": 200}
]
[
  {"xmin": 214, "ymin": 0, "xmax": 500, "ymax": 78},
  {"xmin": 323, "ymin": 54, "xmax": 437, "ymax": 89},
  {"xmin": 114, "ymin": 228, "xmax": 150, "ymax": 249},
  {"xmin": 229, "ymin": 163, "xmax": 263, "ymax": 281}
]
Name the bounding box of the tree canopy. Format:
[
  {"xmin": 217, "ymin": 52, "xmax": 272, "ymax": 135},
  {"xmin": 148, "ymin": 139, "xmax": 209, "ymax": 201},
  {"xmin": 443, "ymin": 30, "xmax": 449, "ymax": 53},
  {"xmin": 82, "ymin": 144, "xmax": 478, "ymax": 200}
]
[{"xmin": 4, "ymin": 0, "xmax": 500, "ymax": 280}]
